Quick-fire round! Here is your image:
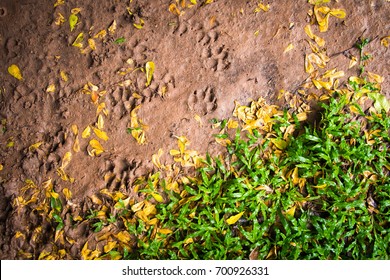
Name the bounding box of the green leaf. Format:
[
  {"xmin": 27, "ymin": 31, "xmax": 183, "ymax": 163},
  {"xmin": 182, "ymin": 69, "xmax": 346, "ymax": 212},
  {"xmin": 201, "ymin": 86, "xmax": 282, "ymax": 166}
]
[
  {"xmin": 367, "ymin": 92, "xmax": 390, "ymax": 113},
  {"xmin": 114, "ymin": 37, "xmax": 125, "ymax": 44}
]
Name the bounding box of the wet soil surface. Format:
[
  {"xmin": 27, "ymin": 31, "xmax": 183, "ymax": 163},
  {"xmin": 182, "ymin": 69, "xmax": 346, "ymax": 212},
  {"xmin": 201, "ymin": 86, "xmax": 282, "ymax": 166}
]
[{"xmin": 0, "ymin": 0, "xmax": 389, "ymax": 259}]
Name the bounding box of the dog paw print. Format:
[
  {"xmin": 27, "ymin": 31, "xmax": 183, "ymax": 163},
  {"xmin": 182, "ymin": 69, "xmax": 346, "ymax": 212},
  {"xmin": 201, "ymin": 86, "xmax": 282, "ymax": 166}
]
[
  {"xmin": 172, "ymin": 21, "xmax": 189, "ymax": 37},
  {"xmin": 187, "ymin": 86, "xmax": 217, "ymax": 115},
  {"xmin": 196, "ymin": 30, "xmax": 218, "ymax": 46},
  {"xmin": 201, "ymin": 44, "xmax": 230, "ymax": 72}
]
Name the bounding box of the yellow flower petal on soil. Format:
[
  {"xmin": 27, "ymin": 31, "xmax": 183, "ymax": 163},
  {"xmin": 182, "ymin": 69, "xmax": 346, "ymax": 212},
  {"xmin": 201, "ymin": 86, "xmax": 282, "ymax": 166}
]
[
  {"xmin": 29, "ymin": 142, "xmax": 43, "ymax": 152},
  {"xmin": 304, "ymin": 24, "xmax": 325, "ymax": 46},
  {"xmin": 349, "ymin": 56, "xmax": 358, "ymax": 69},
  {"xmin": 69, "ymin": 14, "xmax": 78, "ymax": 32},
  {"xmin": 283, "ymin": 43, "xmax": 294, "ymax": 53},
  {"xmin": 46, "ymin": 84, "xmax": 56, "ymax": 93},
  {"xmin": 367, "ymin": 72, "xmax": 384, "ymax": 84},
  {"xmin": 145, "ymin": 61, "xmax": 155, "ymax": 87},
  {"xmin": 152, "ymin": 148, "xmax": 164, "ymax": 169},
  {"xmin": 133, "ymin": 18, "xmax": 144, "ymax": 29},
  {"xmin": 71, "ymin": 8, "xmax": 81, "ymax": 15},
  {"xmin": 61, "ymin": 151, "xmax": 72, "ymax": 169},
  {"xmin": 54, "ymin": 12, "xmax": 66, "ymax": 26},
  {"xmin": 62, "ymin": 188, "xmax": 72, "ymax": 200},
  {"xmin": 89, "ymin": 139, "xmax": 104, "ymax": 153},
  {"xmin": 381, "ymin": 36, "xmax": 390, "ymax": 48},
  {"xmin": 88, "ymin": 38, "xmax": 96, "ymax": 50},
  {"xmin": 72, "ymin": 137, "xmax": 80, "ymax": 152},
  {"xmin": 60, "ymin": 71, "xmax": 68, "ymax": 82},
  {"xmin": 226, "ymin": 211, "xmax": 245, "ymax": 225},
  {"xmin": 169, "ymin": 3, "xmax": 181, "ymax": 15},
  {"xmin": 54, "ymin": 0, "xmax": 65, "ymax": 7},
  {"xmin": 0, "ymin": 164, "xmax": 3, "ymax": 171},
  {"xmin": 93, "ymin": 127, "xmax": 109, "ymax": 141},
  {"xmin": 108, "ymin": 20, "xmax": 117, "ymax": 35},
  {"xmin": 254, "ymin": 2, "xmax": 270, "ymax": 13},
  {"xmin": 82, "ymin": 126, "xmax": 91, "ymax": 138},
  {"xmin": 72, "ymin": 32, "xmax": 84, "ymax": 48},
  {"xmin": 94, "ymin": 29, "xmax": 107, "ymax": 39},
  {"xmin": 8, "ymin": 64, "xmax": 23, "ymax": 80}
]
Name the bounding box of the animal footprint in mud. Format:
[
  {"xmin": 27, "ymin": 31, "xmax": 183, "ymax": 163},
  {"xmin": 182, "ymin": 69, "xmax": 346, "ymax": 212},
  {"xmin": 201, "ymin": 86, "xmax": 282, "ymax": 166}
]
[
  {"xmin": 202, "ymin": 44, "xmax": 230, "ymax": 72},
  {"xmin": 187, "ymin": 86, "xmax": 217, "ymax": 115},
  {"xmin": 172, "ymin": 21, "xmax": 188, "ymax": 37},
  {"xmin": 196, "ymin": 30, "xmax": 218, "ymax": 46}
]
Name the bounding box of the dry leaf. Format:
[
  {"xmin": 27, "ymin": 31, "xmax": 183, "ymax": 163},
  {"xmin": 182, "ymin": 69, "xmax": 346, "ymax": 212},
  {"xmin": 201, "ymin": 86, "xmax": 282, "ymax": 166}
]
[
  {"xmin": 93, "ymin": 127, "xmax": 109, "ymax": 141},
  {"xmin": 145, "ymin": 61, "xmax": 155, "ymax": 87}
]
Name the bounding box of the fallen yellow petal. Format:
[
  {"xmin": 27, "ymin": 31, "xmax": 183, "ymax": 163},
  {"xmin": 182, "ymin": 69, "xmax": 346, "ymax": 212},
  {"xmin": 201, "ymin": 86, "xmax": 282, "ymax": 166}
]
[
  {"xmin": 8, "ymin": 64, "xmax": 23, "ymax": 80},
  {"xmin": 226, "ymin": 211, "xmax": 245, "ymax": 225}
]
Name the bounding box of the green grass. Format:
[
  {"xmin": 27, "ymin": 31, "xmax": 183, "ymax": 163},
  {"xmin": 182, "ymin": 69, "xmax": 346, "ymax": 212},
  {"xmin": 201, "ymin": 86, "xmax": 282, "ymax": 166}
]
[{"xmin": 122, "ymin": 90, "xmax": 390, "ymax": 260}]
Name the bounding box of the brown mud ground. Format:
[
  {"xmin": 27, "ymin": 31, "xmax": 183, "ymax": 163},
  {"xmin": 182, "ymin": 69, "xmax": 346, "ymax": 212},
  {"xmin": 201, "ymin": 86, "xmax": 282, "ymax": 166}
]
[{"xmin": 0, "ymin": 0, "xmax": 389, "ymax": 259}]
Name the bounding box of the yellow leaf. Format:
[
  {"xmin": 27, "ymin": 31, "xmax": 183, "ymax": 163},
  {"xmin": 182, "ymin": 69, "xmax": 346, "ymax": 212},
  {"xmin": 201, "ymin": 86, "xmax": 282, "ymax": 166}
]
[
  {"xmin": 158, "ymin": 228, "xmax": 173, "ymax": 235},
  {"xmin": 108, "ymin": 20, "xmax": 117, "ymax": 35},
  {"xmin": 54, "ymin": 0, "xmax": 65, "ymax": 7},
  {"xmin": 349, "ymin": 56, "xmax": 358, "ymax": 69},
  {"xmin": 89, "ymin": 139, "xmax": 104, "ymax": 153},
  {"xmin": 71, "ymin": 124, "xmax": 78, "ymax": 135},
  {"xmin": 46, "ymin": 84, "xmax": 56, "ymax": 93},
  {"xmin": 8, "ymin": 64, "xmax": 23, "ymax": 80},
  {"xmin": 131, "ymin": 201, "xmax": 145, "ymax": 212},
  {"xmin": 0, "ymin": 164, "xmax": 3, "ymax": 171},
  {"xmin": 62, "ymin": 188, "xmax": 72, "ymax": 200},
  {"xmin": 93, "ymin": 127, "xmax": 109, "ymax": 141},
  {"xmin": 292, "ymin": 167, "xmax": 299, "ymax": 185},
  {"xmin": 60, "ymin": 70, "xmax": 68, "ymax": 82},
  {"xmin": 61, "ymin": 152, "xmax": 72, "ymax": 169},
  {"xmin": 88, "ymin": 39, "xmax": 96, "ymax": 50},
  {"xmin": 115, "ymin": 231, "xmax": 131, "ymax": 244},
  {"xmin": 380, "ymin": 36, "xmax": 390, "ymax": 48},
  {"xmin": 94, "ymin": 30, "xmax": 107, "ymax": 39},
  {"xmin": 313, "ymin": 184, "xmax": 327, "ymax": 189},
  {"xmin": 152, "ymin": 148, "xmax": 164, "ymax": 169},
  {"xmin": 97, "ymin": 103, "xmax": 106, "ymax": 115},
  {"xmin": 29, "ymin": 142, "xmax": 43, "ymax": 152},
  {"xmin": 73, "ymin": 137, "xmax": 80, "ymax": 152},
  {"xmin": 133, "ymin": 18, "xmax": 144, "ymax": 29},
  {"xmin": 283, "ymin": 43, "xmax": 294, "ymax": 53},
  {"xmin": 226, "ymin": 211, "xmax": 245, "ymax": 225},
  {"xmin": 169, "ymin": 3, "xmax": 181, "ymax": 15},
  {"xmin": 145, "ymin": 61, "xmax": 155, "ymax": 87},
  {"xmin": 72, "ymin": 32, "xmax": 84, "ymax": 48},
  {"xmin": 151, "ymin": 192, "xmax": 164, "ymax": 203},
  {"xmin": 71, "ymin": 8, "xmax": 81, "ymax": 15},
  {"xmin": 104, "ymin": 241, "xmax": 117, "ymax": 253},
  {"xmin": 82, "ymin": 126, "xmax": 91, "ymax": 138},
  {"xmin": 69, "ymin": 14, "xmax": 78, "ymax": 32},
  {"xmin": 81, "ymin": 242, "xmax": 91, "ymax": 260},
  {"xmin": 270, "ymin": 138, "xmax": 288, "ymax": 150},
  {"xmin": 96, "ymin": 115, "xmax": 104, "ymax": 130},
  {"xmin": 285, "ymin": 205, "xmax": 296, "ymax": 219},
  {"xmin": 54, "ymin": 12, "xmax": 66, "ymax": 26}
]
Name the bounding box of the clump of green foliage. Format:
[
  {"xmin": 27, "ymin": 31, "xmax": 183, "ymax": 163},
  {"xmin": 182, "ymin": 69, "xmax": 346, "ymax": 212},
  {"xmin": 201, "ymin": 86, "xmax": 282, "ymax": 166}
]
[{"xmin": 126, "ymin": 90, "xmax": 390, "ymax": 260}]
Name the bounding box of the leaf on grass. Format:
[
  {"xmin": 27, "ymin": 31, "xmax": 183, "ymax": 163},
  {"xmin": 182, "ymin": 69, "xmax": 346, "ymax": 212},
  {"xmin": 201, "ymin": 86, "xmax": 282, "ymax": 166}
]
[
  {"xmin": 82, "ymin": 126, "xmax": 91, "ymax": 138},
  {"xmin": 72, "ymin": 32, "xmax": 84, "ymax": 48},
  {"xmin": 367, "ymin": 92, "xmax": 390, "ymax": 113},
  {"xmin": 151, "ymin": 192, "xmax": 164, "ymax": 203},
  {"xmin": 226, "ymin": 211, "xmax": 245, "ymax": 225},
  {"xmin": 270, "ymin": 138, "xmax": 288, "ymax": 150},
  {"xmin": 313, "ymin": 184, "xmax": 327, "ymax": 189},
  {"xmin": 158, "ymin": 228, "xmax": 173, "ymax": 235},
  {"xmin": 93, "ymin": 127, "xmax": 109, "ymax": 141},
  {"xmin": 69, "ymin": 14, "xmax": 78, "ymax": 31},
  {"xmin": 8, "ymin": 64, "xmax": 23, "ymax": 80},
  {"xmin": 145, "ymin": 61, "xmax": 155, "ymax": 87},
  {"xmin": 285, "ymin": 205, "xmax": 296, "ymax": 219}
]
